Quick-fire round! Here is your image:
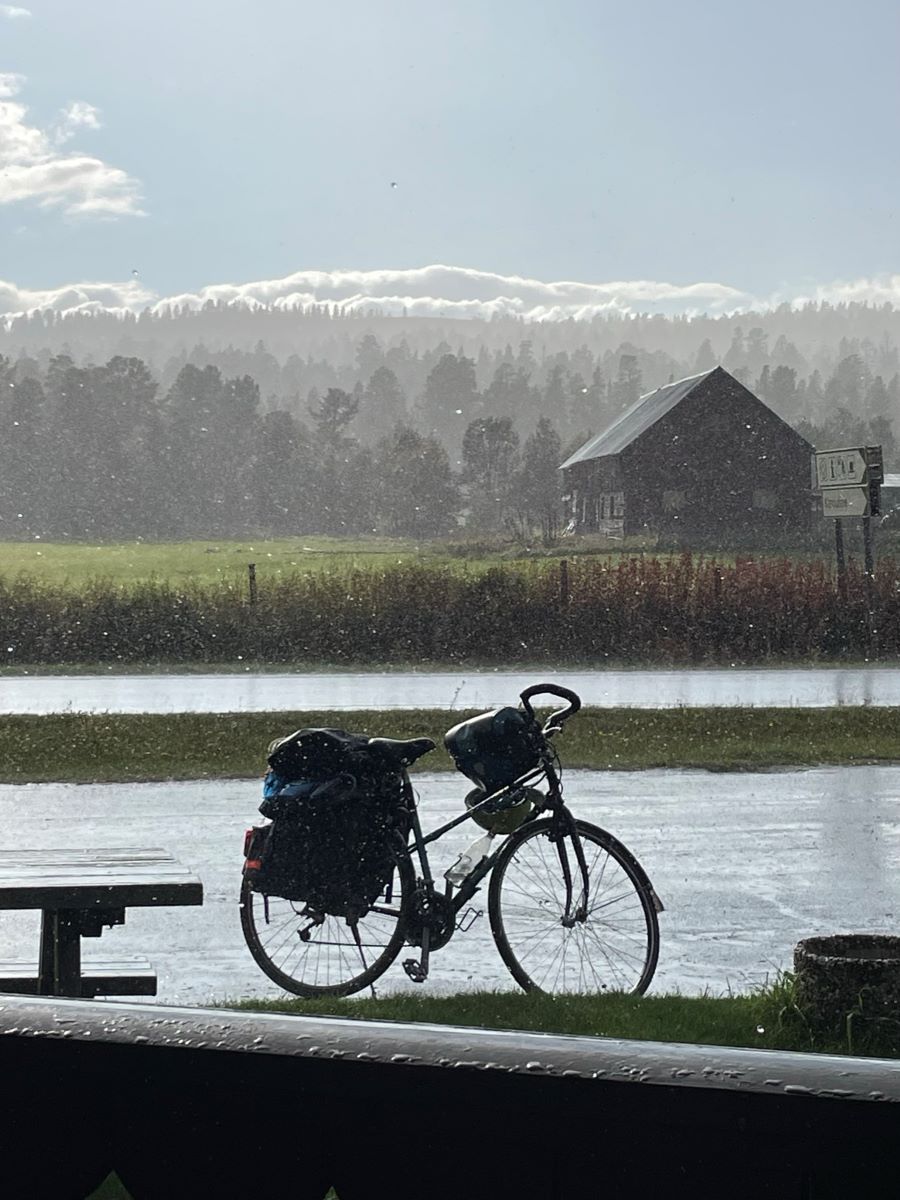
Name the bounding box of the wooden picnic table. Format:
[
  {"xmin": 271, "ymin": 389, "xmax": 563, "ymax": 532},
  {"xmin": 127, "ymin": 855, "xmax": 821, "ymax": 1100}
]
[{"xmin": 0, "ymin": 847, "xmax": 203, "ymax": 998}]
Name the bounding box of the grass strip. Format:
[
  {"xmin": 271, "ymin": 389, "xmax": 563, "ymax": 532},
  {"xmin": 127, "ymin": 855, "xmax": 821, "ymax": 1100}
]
[
  {"xmin": 2, "ymin": 706, "xmax": 900, "ymax": 784},
  {"xmin": 226, "ymin": 979, "xmax": 900, "ymax": 1060},
  {"xmin": 3, "ymin": 705, "xmax": 900, "ymax": 784}
]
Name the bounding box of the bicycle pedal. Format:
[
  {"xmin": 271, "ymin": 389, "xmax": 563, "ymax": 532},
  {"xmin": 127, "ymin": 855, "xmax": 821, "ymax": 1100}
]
[{"xmin": 402, "ymin": 958, "xmax": 428, "ymax": 983}]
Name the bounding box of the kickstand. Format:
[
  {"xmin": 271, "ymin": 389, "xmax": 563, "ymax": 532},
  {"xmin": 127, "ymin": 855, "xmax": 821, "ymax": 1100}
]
[
  {"xmin": 349, "ymin": 920, "xmax": 380, "ymax": 997},
  {"xmin": 350, "ymin": 919, "xmax": 369, "ymax": 975}
]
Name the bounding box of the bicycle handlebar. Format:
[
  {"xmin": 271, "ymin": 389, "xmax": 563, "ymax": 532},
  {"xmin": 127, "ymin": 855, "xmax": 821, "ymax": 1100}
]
[{"xmin": 519, "ymin": 683, "xmax": 582, "ymax": 730}]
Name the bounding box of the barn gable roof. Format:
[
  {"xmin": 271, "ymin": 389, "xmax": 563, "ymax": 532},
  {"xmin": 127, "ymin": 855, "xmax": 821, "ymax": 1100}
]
[{"xmin": 559, "ymin": 368, "xmax": 718, "ymax": 469}]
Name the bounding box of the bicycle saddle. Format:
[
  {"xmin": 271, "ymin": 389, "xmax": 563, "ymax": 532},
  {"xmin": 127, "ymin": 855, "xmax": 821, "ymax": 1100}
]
[{"xmin": 366, "ymin": 736, "xmax": 436, "ymax": 766}]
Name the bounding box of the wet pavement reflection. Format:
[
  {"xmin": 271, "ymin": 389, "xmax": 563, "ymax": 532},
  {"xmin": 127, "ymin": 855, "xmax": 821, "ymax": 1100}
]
[
  {"xmin": 1, "ymin": 766, "xmax": 897, "ymax": 1006},
  {"xmin": 2, "ymin": 666, "xmax": 900, "ymax": 713}
]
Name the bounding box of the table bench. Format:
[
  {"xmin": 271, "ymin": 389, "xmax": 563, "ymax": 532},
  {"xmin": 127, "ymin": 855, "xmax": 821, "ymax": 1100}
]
[
  {"xmin": 0, "ymin": 847, "xmax": 203, "ymax": 998},
  {"xmin": 0, "ymin": 958, "xmax": 157, "ymax": 997}
]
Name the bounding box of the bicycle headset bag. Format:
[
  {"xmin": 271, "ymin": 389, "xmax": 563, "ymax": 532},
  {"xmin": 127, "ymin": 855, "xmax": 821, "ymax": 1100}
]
[{"xmin": 444, "ymin": 706, "xmax": 543, "ymax": 793}]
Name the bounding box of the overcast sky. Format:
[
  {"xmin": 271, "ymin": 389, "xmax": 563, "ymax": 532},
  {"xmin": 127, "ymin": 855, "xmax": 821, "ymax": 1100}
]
[{"xmin": 1, "ymin": 0, "xmax": 898, "ymax": 318}]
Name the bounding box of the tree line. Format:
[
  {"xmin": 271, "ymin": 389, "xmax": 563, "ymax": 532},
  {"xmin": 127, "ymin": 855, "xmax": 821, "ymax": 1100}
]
[
  {"xmin": 0, "ymin": 355, "xmax": 567, "ymax": 541},
  {"xmin": 0, "ymin": 345, "xmax": 895, "ymax": 544}
]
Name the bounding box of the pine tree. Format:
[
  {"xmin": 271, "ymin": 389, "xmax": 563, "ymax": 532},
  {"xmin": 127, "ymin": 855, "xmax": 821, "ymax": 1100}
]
[
  {"xmin": 723, "ymin": 327, "xmax": 746, "ymax": 372},
  {"xmin": 611, "ymin": 354, "xmax": 642, "ymax": 412},
  {"xmin": 0, "ymin": 363, "xmax": 45, "ymax": 537},
  {"xmin": 251, "ymin": 410, "xmax": 314, "ymax": 533},
  {"xmin": 374, "ymin": 425, "xmax": 460, "ymax": 537},
  {"xmin": 363, "ymin": 366, "xmax": 407, "ymax": 435},
  {"xmin": 745, "ymin": 328, "xmax": 769, "ymax": 378},
  {"xmin": 355, "ymin": 333, "xmax": 383, "ymax": 379},
  {"xmin": 516, "ymin": 416, "xmax": 563, "ymax": 544},
  {"xmin": 695, "ymin": 339, "xmax": 716, "ymax": 372},
  {"xmin": 418, "ymin": 354, "xmax": 478, "ymax": 453},
  {"xmin": 461, "ymin": 416, "xmax": 520, "ymax": 531}
]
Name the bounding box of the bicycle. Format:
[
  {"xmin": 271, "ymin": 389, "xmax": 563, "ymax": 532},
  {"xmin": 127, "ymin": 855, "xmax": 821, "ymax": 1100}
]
[{"xmin": 240, "ymin": 683, "xmax": 664, "ymax": 998}]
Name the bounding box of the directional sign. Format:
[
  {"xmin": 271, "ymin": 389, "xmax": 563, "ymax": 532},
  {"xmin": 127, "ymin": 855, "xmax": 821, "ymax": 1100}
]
[
  {"xmin": 816, "ymin": 448, "xmax": 868, "ymax": 489},
  {"xmin": 822, "ymin": 486, "xmax": 869, "ymax": 518}
]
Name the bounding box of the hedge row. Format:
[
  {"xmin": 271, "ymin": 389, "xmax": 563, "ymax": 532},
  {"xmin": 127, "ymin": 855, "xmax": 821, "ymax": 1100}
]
[{"xmin": 0, "ymin": 556, "xmax": 895, "ymax": 665}]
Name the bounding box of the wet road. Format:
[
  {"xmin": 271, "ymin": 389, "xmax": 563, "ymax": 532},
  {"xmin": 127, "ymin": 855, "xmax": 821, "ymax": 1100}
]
[
  {"xmin": 3, "ymin": 666, "xmax": 900, "ymax": 713},
  {"xmin": 1, "ymin": 766, "xmax": 897, "ymax": 1006}
]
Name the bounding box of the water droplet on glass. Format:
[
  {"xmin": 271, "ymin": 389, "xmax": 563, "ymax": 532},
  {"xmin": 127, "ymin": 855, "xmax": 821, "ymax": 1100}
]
[{"xmin": 756, "ymin": 1025, "xmax": 765, "ymax": 1034}]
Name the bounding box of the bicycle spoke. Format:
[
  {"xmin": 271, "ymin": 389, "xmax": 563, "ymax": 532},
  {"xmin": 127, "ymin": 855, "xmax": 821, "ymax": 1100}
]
[
  {"xmin": 491, "ymin": 821, "xmax": 658, "ymax": 996},
  {"xmin": 241, "ymin": 843, "xmax": 411, "ymax": 997}
]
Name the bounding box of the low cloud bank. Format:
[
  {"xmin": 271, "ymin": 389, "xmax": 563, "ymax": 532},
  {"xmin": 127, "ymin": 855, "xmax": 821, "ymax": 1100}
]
[{"xmin": 1, "ymin": 263, "xmax": 899, "ymax": 323}]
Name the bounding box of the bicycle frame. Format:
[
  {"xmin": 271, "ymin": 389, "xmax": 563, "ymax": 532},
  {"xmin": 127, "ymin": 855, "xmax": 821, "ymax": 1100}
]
[{"xmin": 402, "ymin": 748, "xmax": 591, "ymax": 932}]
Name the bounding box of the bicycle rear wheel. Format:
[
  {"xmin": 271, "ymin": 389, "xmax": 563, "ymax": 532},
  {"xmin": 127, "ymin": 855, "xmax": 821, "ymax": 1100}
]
[
  {"xmin": 240, "ymin": 842, "xmax": 414, "ymax": 998},
  {"xmin": 489, "ymin": 818, "xmax": 660, "ymax": 996}
]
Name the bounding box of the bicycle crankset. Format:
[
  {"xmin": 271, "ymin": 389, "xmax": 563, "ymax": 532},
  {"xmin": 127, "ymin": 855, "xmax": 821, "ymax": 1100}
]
[{"xmin": 407, "ymin": 888, "xmax": 456, "ymax": 950}]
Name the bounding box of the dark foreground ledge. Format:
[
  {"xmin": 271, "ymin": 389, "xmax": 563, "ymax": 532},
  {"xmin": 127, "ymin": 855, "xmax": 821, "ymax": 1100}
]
[{"xmin": 0, "ymin": 995, "xmax": 897, "ymax": 1200}]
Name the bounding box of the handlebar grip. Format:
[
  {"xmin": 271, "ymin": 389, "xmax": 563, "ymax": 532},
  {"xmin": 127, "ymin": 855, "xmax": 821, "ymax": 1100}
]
[{"xmin": 519, "ymin": 683, "xmax": 582, "ymax": 724}]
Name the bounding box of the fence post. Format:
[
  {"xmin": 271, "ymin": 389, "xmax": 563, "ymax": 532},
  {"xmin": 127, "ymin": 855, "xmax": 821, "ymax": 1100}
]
[
  {"xmin": 834, "ymin": 518, "xmax": 847, "ymax": 603},
  {"xmin": 862, "ymin": 517, "xmax": 877, "ymax": 658},
  {"xmin": 248, "ymin": 563, "xmax": 258, "ymax": 606},
  {"xmin": 559, "ymin": 559, "xmax": 570, "ymax": 606}
]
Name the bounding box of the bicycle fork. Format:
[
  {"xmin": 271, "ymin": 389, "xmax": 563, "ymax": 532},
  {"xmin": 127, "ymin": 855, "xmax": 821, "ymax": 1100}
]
[{"xmin": 555, "ymin": 817, "xmax": 590, "ymax": 927}]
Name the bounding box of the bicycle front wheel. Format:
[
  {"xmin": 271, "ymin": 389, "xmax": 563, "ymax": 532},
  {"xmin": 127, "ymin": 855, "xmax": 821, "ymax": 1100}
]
[
  {"xmin": 489, "ymin": 818, "xmax": 660, "ymax": 996},
  {"xmin": 240, "ymin": 843, "xmax": 414, "ymax": 998}
]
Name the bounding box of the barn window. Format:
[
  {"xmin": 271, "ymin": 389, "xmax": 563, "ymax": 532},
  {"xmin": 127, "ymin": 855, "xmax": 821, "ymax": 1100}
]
[
  {"xmin": 662, "ymin": 489, "xmax": 686, "ymax": 511},
  {"xmin": 613, "ymin": 492, "xmax": 625, "ymax": 518},
  {"xmin": 753, "ymin": 489, "xmax": 777, "ymax": 510}
]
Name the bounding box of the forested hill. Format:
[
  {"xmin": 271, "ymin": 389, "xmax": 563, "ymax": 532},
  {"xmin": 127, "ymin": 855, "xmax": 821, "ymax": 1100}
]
[{"xmin": 3, "ymin": 299, "xmax": 900, "ymax": 401}]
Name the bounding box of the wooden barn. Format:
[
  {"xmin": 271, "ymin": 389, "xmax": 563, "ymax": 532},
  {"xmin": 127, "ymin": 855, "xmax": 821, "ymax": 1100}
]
[{"xmin": 559, "ymin": 366, "xmax": 815, "ymax": 547}]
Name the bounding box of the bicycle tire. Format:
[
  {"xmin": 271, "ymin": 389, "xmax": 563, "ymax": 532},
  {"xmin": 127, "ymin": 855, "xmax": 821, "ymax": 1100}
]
[
  {"xmin": 489, "ymin": 817, "xmax": 660, "ymax": 996},
  {"xmin": 240, "ymin": 838, "xmax": 414, "ymax": 998}
]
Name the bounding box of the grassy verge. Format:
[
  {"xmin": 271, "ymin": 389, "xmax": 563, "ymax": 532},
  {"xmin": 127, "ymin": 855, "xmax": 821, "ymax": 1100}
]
[
  {"xmin": 226, "ymin": 977, "xmax": 900, "ymax": 1059},
  {"xmin": 1, "ymin": 707, "xmax": 899, "ymax": 784}
]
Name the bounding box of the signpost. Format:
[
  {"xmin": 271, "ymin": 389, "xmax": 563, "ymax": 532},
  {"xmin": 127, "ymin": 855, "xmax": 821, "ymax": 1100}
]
[
  {"xmin": 814, "ymin": 446, "xmax": 882, "ymax": 656},
  {"xmin": 815, "ymin": 448, "xmax": 868, "ymax": 490},
  {"xmin": 821, "ymin": 487, "xmax": 869, "ymax": 519}
]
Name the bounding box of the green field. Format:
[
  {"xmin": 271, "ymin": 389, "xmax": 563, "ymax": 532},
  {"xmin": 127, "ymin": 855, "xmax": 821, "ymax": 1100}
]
[
  {"xmin": 0, "ymin": 536, "xmax": 445, "ymax": 587},
  {"xmin": 2, "ymin": 706, "xmax": 898, "ymax": 783},
  {"xmin": 0, "ymin": 534, "xmax": 642, "ymax": 588},
  {"xmin": 0, "ymin": 534, "xmax": 832, "ymax": 590}
]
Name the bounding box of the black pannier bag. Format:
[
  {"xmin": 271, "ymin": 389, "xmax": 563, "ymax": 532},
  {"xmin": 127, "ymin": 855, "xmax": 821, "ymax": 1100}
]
[
  {"xmin": 246, "ymin": 729, "xmax": 410, "ymax": 917},
  {"xmin": 444, "ymin": 706, "xmax": 544, "ymax": 794},
  {"xmin": 266, "ymin": 727, "xmax": 372, "ymax": 781}
]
